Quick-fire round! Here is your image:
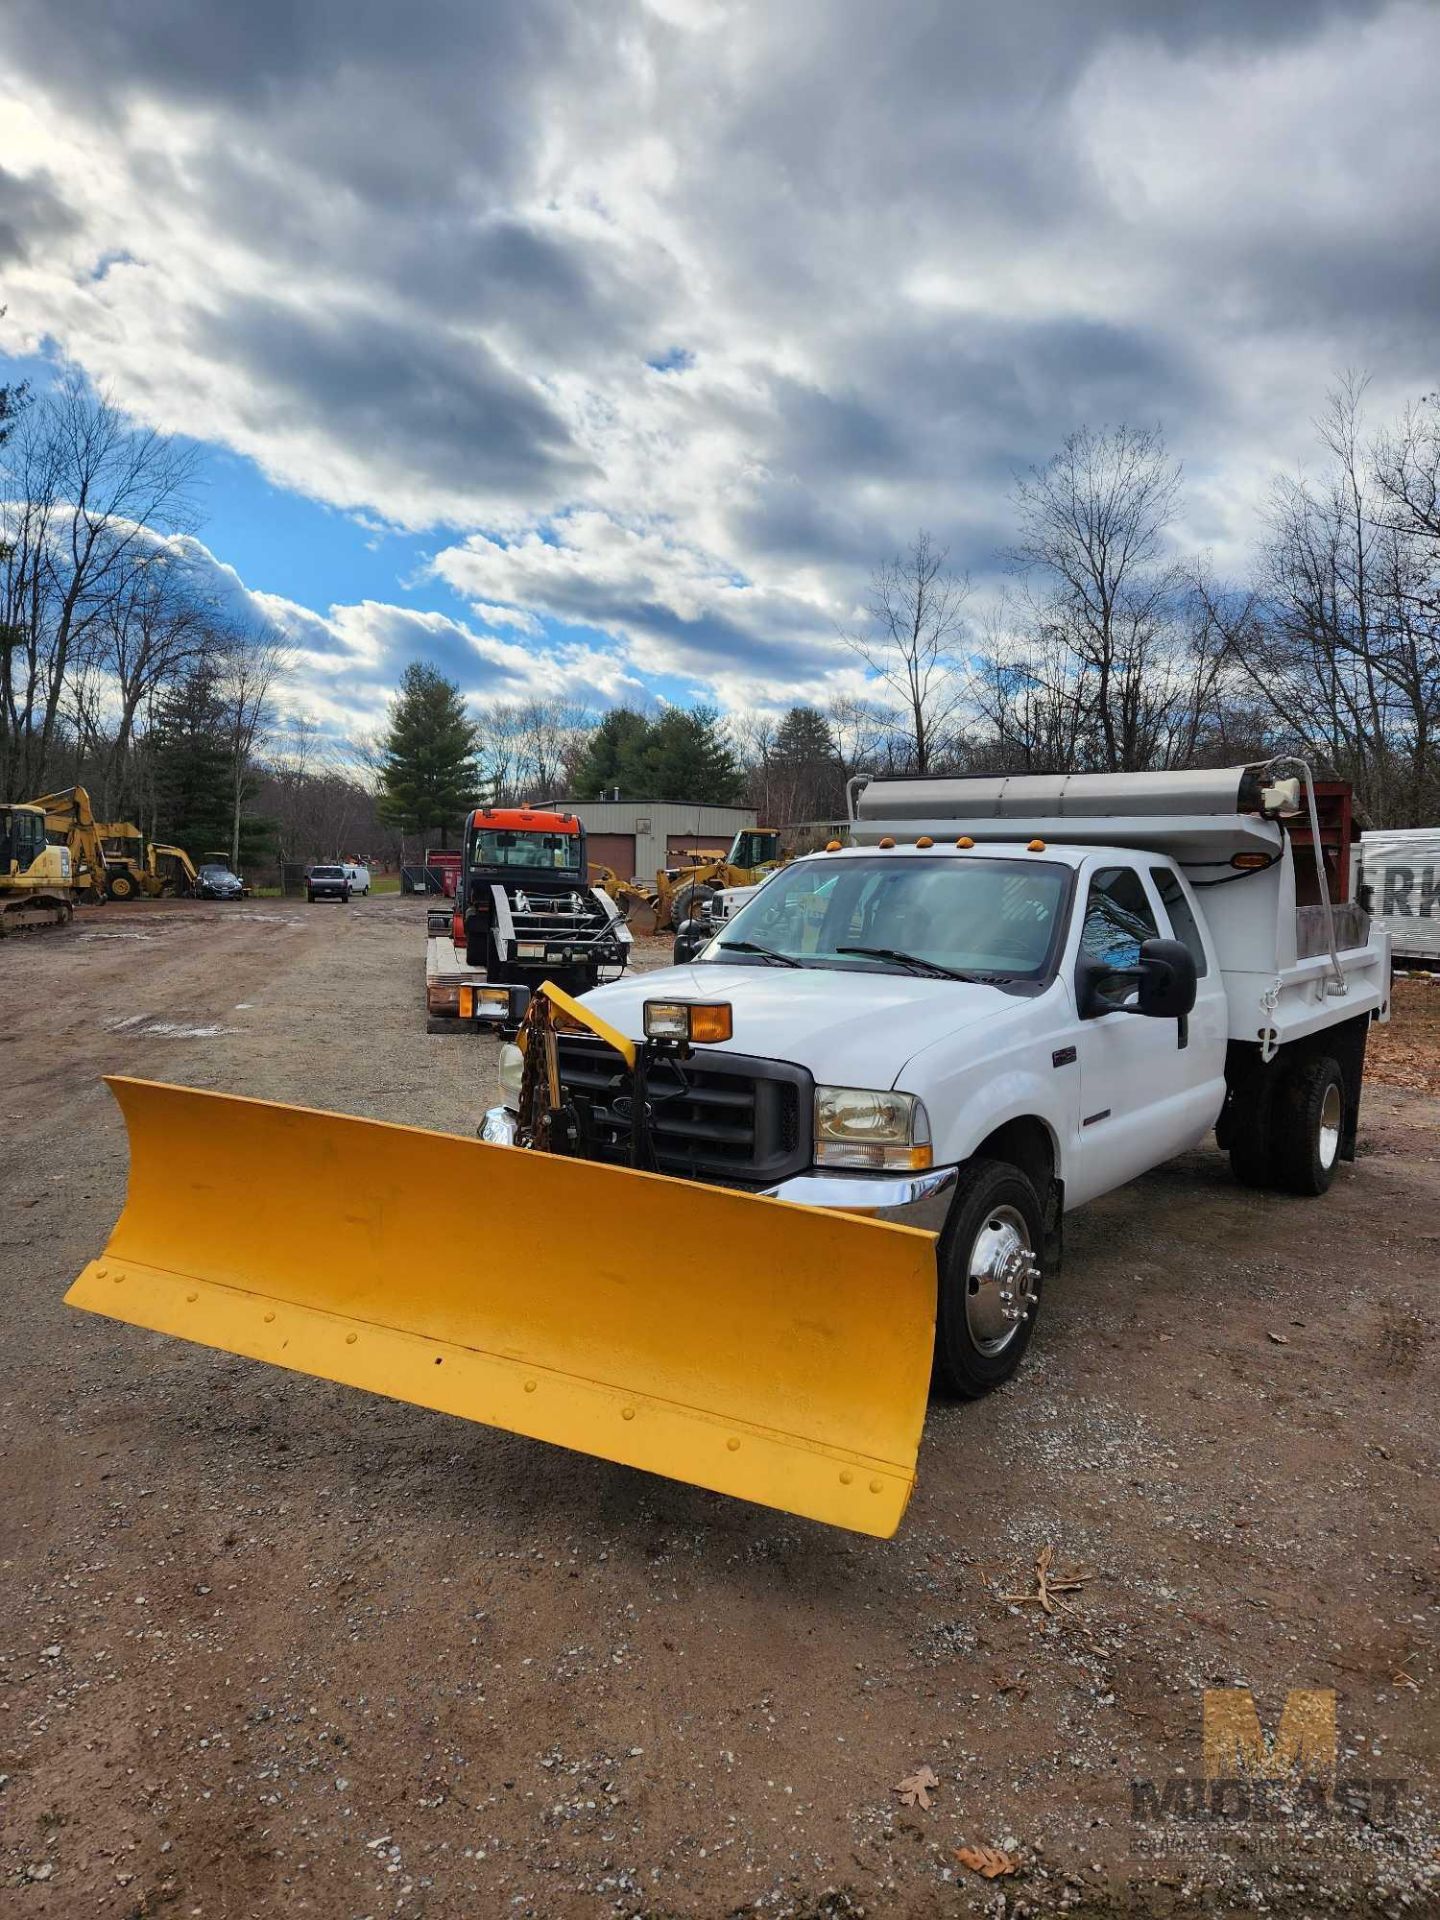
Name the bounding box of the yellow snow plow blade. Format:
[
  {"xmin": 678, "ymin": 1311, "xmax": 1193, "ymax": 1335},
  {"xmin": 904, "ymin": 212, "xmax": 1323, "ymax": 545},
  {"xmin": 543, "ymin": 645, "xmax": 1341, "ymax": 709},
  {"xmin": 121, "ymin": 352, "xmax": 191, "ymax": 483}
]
[{"xmin": 67, "ymin": 1077, "xmax": 938, "ymax": 1537}]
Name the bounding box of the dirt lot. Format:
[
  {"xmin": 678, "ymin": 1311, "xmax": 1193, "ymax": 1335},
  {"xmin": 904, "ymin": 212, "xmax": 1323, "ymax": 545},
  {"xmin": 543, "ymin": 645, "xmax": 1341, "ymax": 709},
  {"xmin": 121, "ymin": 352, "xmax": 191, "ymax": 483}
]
[{"xmin": 1, "ymin": 898, "xmax": 1436, "ymax": 1918}]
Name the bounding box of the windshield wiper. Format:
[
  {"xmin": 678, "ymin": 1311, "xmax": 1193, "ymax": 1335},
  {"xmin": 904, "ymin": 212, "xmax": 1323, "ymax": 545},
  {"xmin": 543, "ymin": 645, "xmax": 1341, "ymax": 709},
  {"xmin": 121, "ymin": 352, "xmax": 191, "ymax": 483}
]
[
  {"xmin": 835, "ymin": 944, "xmax": 996, "ymax": 983},
  {"xmin": 717, "ymin": 938, "xmax": 804, "ymax": 968}
]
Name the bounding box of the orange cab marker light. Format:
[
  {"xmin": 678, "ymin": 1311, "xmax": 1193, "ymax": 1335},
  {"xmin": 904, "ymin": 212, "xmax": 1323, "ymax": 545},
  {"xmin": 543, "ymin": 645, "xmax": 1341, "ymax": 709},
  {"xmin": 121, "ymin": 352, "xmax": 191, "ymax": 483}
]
[
  {"xmin": 825, "ymin": 839, "xmax": 843, "ymax": 852},
  {"xmin": 915, "ymin": 835, "xmax": 934, "ymax": 848},
  {"xmin": 1027, "ymin": 838, "xmax": 1047, "ymax": 852},
  {"xmin": 878, "ymin": 836, "xmax": 896, "ymax": 849},
  {"xmin": 1231, "ymin": 851, "xmax": 1271, "ymax": 870},
  {"xmin": 956, "ymin": 835, "xmax": 975, "ymax": 849}
]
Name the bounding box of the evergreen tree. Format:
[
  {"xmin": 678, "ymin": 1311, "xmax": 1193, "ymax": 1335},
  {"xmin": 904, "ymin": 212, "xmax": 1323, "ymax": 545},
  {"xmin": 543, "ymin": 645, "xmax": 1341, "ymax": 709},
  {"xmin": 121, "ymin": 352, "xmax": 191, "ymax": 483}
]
[
  {"xmin": 771, "ymin": 705, "xmax": 843, "ymax": 818},
  {"xmin": 150, "ymin": 665, "xmax": 234, "ymax": 859},
  {"xmin": 377, "ymin": 662, "xmax": 481, "ymax": 846},
  {"xmin": 570, "ymin": 708, "xmax": 651, "ymax": 799},
  {"xmin": 619, "ymin": 706, "xmax": 742, "ymax": 804}
]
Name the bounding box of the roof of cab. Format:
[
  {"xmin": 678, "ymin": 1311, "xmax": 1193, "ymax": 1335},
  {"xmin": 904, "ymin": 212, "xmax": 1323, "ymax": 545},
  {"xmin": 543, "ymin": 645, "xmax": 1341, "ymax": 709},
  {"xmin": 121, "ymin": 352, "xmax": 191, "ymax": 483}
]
[{"xmin": 469, "ymin": 806, "xmax": 579, "ymax": 832}]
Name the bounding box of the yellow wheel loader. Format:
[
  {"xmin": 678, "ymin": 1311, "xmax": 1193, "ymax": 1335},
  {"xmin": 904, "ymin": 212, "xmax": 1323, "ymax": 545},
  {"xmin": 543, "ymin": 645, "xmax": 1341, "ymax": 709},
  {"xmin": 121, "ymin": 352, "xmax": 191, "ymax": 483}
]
[
  {"xmin": 66, "ymin": 976, "xmax": 937, "ymax": 1539},
  {"xmin": 653, "ymin": 827, "xmax": 790, "ymax": 932},
  {"xmin": 0, "ymin": 801, "xmax": 77, "ymax": 933},
  {"xmin": 593, "ymin": 830, "xmax": 792, "ymax": 933}
]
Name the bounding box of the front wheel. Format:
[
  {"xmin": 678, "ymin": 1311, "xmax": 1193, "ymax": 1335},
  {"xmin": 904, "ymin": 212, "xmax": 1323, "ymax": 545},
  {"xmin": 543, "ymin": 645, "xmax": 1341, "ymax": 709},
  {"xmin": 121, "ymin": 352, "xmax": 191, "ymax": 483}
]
[
  {"xmin": 935, "ymin": 1158, "xmax": 1045, "ymax": 1397},
  {"xmin": 108, "ymin": 872, "xmax": 136, "ymax": 901}
]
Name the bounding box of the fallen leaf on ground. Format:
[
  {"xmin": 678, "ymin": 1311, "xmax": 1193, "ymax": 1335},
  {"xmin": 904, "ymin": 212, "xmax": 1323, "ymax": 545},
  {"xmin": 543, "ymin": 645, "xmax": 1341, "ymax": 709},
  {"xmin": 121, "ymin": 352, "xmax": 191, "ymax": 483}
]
[
  {"xmin": 894, "ymin": 1765, "xmax": 939, "ymax": 1809},
  {"xmin": 954, "ymin": 1843, "xmax": 1016, "ymax": 1878},
  {"xmin": 999, "ymin": 1543, "xmax": 1090, "ymax": 1615}
]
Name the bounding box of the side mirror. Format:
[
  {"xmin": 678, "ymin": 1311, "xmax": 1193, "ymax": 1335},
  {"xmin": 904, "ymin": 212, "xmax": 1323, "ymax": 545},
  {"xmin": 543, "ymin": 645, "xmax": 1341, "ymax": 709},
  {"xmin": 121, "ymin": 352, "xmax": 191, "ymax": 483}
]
[
  {"xmin": 672, "ymin": 918, "xmax": 708, "ymax": 964},
  {"xmin": 1076, "ymin": 937, "xmax": 1197, "ymax": 1021}
]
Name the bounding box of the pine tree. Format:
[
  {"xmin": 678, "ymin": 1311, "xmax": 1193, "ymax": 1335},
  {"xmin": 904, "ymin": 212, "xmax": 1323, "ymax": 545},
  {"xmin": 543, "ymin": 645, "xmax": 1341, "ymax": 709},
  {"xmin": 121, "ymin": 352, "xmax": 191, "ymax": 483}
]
[
  {"xmin": 570, "ymin": 708, "xmax": 651, "ymax": 799},
  {"xmin": 771, "ymin": 706, "xmax": 843, "ymax": 818},
  {"xmin": 619, "ymin": 706, "xmax": 742, "ymax": 804},
  {"xmin": 378, "ymin": 662, "xmax": 481, "ymax": 846},
  {"xmin": 150, "ymin": 665, "xmax": 234, "ymax": 859}
]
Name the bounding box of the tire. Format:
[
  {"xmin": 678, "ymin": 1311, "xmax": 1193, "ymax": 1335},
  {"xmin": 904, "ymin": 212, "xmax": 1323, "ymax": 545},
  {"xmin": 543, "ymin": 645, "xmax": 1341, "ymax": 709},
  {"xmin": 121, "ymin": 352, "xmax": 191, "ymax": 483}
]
[
  {"xmin": 306, "ymin": 890, "xmax": 316, "ymax": 903},
  {"xmin": 342, "ymin": 888, "xmax": 351, "ymax": 902},
  {"xmin": 934, "ymin": 1157, "xmax": 1045, "ymax": 1397},
  {"xmin": 425, "ymin": 1014, "xmax": 455, "ymax": 1035},
  {"xmin": 1227, "ymin": 1080, "xmax": 1277, "ymax": 1190},
  {"xmin": 671, "ymin": 881, "xmax": 718, "ymax": 929},
  {"xmin": 108, "ymin": 872, "xmax": 136, "ymax": 901},
  {"xmin": 1271, "ymin": 1054, "xmax": 1345, "ymax": 1197}
]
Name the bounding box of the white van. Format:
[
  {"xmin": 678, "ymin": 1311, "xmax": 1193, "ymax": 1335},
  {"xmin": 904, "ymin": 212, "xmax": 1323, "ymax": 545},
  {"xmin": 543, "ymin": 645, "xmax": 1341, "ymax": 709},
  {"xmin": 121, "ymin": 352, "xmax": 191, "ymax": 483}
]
[{"xmin": 342, "ymin": 863, "xmax": 371, "ymax": 896}]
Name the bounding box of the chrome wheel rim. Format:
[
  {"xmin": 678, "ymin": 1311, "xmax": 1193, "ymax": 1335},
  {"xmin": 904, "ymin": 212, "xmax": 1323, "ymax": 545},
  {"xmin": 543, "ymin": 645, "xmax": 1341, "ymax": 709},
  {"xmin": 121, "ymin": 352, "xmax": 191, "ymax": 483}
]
[
  {"xmin": 965, "ymin": 1204, "xmax": 1039, "ymax": 1355},
  {"xmin": 1318, "ymin": 1081, "xmax": 1342, "ymax": 1169}
]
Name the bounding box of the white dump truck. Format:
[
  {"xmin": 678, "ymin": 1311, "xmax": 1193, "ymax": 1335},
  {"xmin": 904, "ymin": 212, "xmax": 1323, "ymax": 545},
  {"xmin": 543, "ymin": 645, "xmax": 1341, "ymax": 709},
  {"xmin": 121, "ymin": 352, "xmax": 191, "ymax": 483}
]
[
  {"xmin": 488, "ymin": 761, "xmax": 1390, "ymax": 1400},
  {"xmin": 68, "ymin": 760, "xmax": 1392, "ymax": 1541}
]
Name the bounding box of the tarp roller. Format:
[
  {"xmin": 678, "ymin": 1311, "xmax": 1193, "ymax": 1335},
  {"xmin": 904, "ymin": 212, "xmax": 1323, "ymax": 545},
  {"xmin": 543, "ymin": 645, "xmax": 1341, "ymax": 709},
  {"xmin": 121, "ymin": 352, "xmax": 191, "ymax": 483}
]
[{"xmin": 67, "ymin": 1078, "xmax": 939, "ymax": 1537}]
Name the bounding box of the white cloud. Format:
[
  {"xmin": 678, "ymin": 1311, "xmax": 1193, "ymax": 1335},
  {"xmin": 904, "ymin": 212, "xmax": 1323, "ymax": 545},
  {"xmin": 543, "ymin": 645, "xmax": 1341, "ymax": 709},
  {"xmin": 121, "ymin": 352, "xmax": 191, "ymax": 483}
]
[{"xmin": 1, "ymin": 0, "xmax": 1434, "ymax": 718}]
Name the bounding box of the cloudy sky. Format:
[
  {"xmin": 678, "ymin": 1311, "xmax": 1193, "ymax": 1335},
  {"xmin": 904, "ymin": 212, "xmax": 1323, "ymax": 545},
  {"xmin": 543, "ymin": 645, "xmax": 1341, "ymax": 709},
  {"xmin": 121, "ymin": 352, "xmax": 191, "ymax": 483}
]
[{"xmin": 1, "ymin": 0, "xmax": 1436, "ymax": 740}]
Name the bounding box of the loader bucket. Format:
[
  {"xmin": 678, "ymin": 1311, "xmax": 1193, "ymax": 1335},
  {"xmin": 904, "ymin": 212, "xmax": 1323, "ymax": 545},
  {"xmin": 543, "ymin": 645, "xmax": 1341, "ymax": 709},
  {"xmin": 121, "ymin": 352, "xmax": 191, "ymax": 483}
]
[{"xmin": 67, "ymin": 1078, "xmax": 938, "ymax": 1537}]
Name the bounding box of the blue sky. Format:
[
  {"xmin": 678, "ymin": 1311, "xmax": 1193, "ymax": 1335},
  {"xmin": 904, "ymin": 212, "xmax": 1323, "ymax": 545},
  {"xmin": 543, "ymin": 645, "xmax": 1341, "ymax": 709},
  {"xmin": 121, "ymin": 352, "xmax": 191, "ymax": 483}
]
[{"xmin": 2, "ymin": 0, "xmax": 1437, "ymax": 745}]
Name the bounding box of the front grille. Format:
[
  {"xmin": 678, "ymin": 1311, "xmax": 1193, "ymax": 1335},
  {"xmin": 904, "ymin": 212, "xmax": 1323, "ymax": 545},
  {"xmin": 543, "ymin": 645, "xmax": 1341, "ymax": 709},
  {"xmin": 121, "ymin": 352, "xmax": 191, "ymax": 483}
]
[{"xmin": 554, "ymin": 1038, "xmax": 811, "ymax": 1185}]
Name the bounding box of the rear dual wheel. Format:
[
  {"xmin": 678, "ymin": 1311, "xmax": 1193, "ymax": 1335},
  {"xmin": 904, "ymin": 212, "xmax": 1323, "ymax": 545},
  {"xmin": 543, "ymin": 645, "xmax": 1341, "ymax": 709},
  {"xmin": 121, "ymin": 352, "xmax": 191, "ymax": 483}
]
[{"xmin": 1227, "ymin": 1053, "xmax": 1344, "ymax": 1198}]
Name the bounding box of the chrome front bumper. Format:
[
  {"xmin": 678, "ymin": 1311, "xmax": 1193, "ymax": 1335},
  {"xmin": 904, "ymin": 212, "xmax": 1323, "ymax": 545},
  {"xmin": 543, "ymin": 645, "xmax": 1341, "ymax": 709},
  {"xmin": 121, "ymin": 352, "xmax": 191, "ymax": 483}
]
[
  {"xmin": 478, "ymin": 1103, "xmax": 956, "ymax": 1232},
  {"xmin": 759, "ymin": 1166, "xmax": 958, "ymax": 1231}
]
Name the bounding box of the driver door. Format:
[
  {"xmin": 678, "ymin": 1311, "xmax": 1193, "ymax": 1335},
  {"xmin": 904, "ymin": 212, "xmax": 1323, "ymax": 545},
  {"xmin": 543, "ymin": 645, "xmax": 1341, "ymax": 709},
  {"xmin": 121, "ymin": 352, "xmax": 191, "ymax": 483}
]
[{"xmin": 1065, "ymin": 861, "xmax": 1209, "ymax": 1206}]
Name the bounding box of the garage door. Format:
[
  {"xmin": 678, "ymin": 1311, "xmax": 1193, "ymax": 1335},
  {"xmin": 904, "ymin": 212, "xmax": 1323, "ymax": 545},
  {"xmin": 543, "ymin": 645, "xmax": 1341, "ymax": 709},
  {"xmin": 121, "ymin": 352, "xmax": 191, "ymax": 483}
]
[
  {"xmin": 586, "ymin": 832, "xmax": 636, "ymax": 879},
  {"xmin": 666, "ymin": 832, "xmax": 729, "ymax": 863}
]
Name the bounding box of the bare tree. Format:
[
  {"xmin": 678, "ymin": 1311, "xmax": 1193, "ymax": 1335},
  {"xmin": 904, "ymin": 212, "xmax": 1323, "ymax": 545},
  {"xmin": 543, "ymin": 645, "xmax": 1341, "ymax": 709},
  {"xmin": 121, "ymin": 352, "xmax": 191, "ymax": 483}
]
[
  {"xmin": 843, "ymin": 531, "xmax": 969, "ymax": 773},
  {"xmin": 1221, "ymin": 378, "xmax": 1440, "ymax": 823},
  {"xmin": 0, "ymin": 378, "xmax": 198, "ymax": 793},
  {"xmin": 1009, "ymin": 424, "xmax": 1187, "ymax": 772},
  {"xmin": 217, "ymin": 627, "xmax": 291, "ymax": 866}
]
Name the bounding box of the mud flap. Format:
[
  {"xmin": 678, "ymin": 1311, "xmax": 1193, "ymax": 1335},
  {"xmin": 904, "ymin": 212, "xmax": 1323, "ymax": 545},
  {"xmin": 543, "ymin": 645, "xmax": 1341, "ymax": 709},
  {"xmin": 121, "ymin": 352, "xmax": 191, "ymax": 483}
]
[{"xmin": 67, "ymin": 1078, "xmax": 939, "ymax": 1537}]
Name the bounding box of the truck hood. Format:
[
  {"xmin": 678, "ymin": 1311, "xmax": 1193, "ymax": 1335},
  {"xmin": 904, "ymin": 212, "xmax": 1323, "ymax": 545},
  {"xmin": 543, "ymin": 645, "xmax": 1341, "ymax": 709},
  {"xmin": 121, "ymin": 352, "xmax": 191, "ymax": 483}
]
[{"xmin": 579, "ymin": 962, "xmax": 1012, "ymax": 1089}]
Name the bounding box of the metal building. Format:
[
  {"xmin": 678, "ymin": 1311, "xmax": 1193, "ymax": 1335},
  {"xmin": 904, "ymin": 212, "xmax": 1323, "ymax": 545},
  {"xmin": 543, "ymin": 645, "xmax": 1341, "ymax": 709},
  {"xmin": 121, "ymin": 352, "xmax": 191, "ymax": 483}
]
[{"xmin": 539, "ymin": 799, "xmax": 757, "ymax": 884}]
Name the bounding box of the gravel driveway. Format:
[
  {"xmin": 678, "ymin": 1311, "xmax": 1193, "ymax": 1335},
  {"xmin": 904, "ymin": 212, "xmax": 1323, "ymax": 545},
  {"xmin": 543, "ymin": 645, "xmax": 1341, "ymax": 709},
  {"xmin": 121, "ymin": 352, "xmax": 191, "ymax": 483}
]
[{"xmin": 1, "ymin": 896, "xmax": 1435, "ymax": 1917}]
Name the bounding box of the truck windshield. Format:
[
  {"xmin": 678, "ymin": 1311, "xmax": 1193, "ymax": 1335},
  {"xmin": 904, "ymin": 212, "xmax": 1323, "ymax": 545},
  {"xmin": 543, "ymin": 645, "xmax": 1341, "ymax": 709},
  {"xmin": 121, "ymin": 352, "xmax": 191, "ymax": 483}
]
[
  {"xmin": 469, "ymin": 830, "xmax": 579, "ymax": 873},
  {"xmin": 708, "ymin": 855, "xmax": 1069, "ymax": 981}
]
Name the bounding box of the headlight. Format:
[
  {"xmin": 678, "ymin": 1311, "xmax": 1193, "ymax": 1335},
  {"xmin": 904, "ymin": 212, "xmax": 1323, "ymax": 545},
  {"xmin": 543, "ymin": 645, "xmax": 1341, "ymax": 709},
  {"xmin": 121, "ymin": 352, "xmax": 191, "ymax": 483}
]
[
  {"xmin": 498, "ymin": 1041, "xmax": 525, "ymax": 1103},
  {"xmin": 814, "ymin": 1087, "xmax": 933, "ymax": 1170}
]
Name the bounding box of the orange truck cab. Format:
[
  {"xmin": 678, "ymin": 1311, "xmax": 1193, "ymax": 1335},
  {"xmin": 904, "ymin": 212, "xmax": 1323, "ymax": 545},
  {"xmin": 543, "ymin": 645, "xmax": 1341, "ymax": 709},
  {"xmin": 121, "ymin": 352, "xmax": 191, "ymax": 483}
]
[{"xmin": 457, "ymin": 807, "xmax": 630, "ymax": 995}]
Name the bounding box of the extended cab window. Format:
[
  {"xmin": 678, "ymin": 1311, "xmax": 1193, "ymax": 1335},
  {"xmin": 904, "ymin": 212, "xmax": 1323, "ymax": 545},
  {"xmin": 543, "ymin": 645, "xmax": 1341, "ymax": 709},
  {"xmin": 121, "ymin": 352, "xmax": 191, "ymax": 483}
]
[
  {"xmin": 1150, "ymin": 866, "xmax": 1209, "ymax": 976},
  {"xmin": 1080, "ymin": 867, "xmax": 1158, "ymax": 972}
]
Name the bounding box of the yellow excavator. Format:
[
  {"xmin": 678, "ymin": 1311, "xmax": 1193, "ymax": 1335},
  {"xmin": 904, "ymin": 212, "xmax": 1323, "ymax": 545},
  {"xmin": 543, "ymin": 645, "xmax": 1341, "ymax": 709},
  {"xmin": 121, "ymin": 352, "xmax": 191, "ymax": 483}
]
[
  {"xmin": 593, "ymin": 827, "xmax": 791, "ymax": 933},
  {"xmin": 0, "ymin": 800, "xmax": 77, "ymax": 933},
  {"xmin": 66, "ymin": 979, "xmax": 934, "ymax": 1539},
  {"xmin": 30, "ymin": 787, "xmax": 112, "ymax": 901}
]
